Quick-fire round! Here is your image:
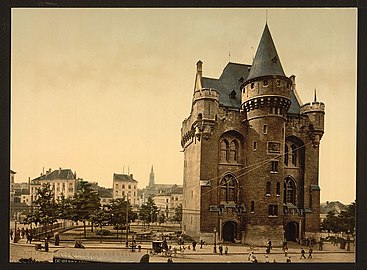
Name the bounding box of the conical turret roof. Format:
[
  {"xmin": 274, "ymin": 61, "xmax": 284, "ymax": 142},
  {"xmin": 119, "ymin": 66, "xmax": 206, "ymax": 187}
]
[{"xmin": 246, "ymin": 24, "xmax": 286, "ymax": 82}]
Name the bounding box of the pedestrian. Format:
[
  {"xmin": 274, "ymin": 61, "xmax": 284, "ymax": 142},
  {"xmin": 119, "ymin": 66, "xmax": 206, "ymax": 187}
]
[
  {"xmin": 213, "ymin": 243, "xmax": 217, "ymax": 253},
  {"xmin": 192, "ymin": 240, "xmax": 197, "ymax": 251},
  {"xmin": 308, "ymin": 246, "xmax": 313, "ymax": 259},
  {"xmin": 167, "ymin": 256, "xmax": 173, "ymax": 263},
  {"xmin": 300, "ymin": 248, "xmax": 306, "ymax": 259},
  {"xmin": 284, "ymin": 247, "xmax": 288, "ymax": 257},
  {"xmin": 21, "ymin": 228, "xmax": 25, "ymax": 239},
  {"xmin": 25, "ymin": 228, "xmax": 29, "ymax": 236},
  {"xmin": 267, "ymin": 239, "xmax": 272, "ymax": 250},
  {"xmin": 265, "ymin": 255, "xmax": 269, "ymax": 263},
  {"xmin": 200, "ymin": 239, "xmax": 204, "ymax": 249},
  {"xmin": 10, "ymin": 229, "xmax": 13, "ymax": 240},
  {"xmin": 224, "ymin": 246, "xmax": 228, "ymax": 255},
  {"xmin": 219, "ymin": 243, "xmax": 223, "ymax": 255},
  {"xmin": 248, "ymin": 251, "xmax": 253, "ymax": 261},
  {"xmin": 266, "ymin": 246, "xmax": 270, "ymax": 254},
  {"xmin": 251, "ymin": 254, "xmax": 258, "ymax": 263},
  {"xmin": 319, "ymin": 240, "xmax": 324, "ymax": 250},
  {"xmin": 29, "ymin": 232, "xmax": 33, "ymax": 244},
  {"xmin": 286, "ymin": 256, "xmax": 291, "ymax": 263},
  {"xmin": 26, "ymin": 232, "xmax": 30, "ymax": 243},
  {"xmin": 138, "ymin": 245, "xmax": 141, "ymax": 252}
]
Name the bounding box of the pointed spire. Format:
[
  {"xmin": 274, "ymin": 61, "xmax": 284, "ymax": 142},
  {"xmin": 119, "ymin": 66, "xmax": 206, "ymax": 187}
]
[
  {"xmin": 151, "ymin": 165, "xmax": 154, "ymax": 173},
  {"xmin": 246, "ymin": 24, "xmax": 286, "ymax": 82},
  {"xmin": 314, "ymin": 88, "xmax": 317, "ymax": 102}
]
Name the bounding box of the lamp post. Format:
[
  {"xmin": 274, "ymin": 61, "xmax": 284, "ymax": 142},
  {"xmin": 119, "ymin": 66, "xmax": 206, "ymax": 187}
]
[
  {"xmin": 213, "ymin": 228, "xmax": 217, "ymax": 253},
  {"xmin": 126, "ymin": 193, "xmax": 129, "ymax": 248}
]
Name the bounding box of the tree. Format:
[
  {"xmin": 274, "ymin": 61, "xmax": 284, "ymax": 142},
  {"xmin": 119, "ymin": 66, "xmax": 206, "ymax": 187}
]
[
  {"xmin": 321, "ymin": 210, "xmax": 339, "ymax": 234},
  {"xmin": 32, "ymin": 183, "xmax": 58, "ymax": 237},
  {"xmin": 172, "ymin": 204, "xmax": 183, "ymax": 223},
  {"xmin": 90, "ymin": 208, "xmax": 110, "ymax": 243},
  {"xmin": 70, "ymin": 180, "xmax": 101, "ymax": 238},
  {"xmin": 56, "ymin": 194, "xmax": 72, "ymax": 226},
  {"xmin": 158, "ymin": 212, "xmax": 166, "ymax": 224},
  {"xmin": 108, "ymin": 198, "xmax": 136, "ymax": 238},
  {"xmin": 338, "ymin": 201, "xmax": 356, "ymax": 235},
  {"xmin": 139, "ymin": 197, "xmax": 158, "ymax": 227}
]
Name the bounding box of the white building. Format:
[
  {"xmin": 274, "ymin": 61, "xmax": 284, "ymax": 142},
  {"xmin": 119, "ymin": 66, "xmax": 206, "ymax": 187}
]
[
  {"xmin": 113, "ymin": 173, "xmax": 138, "ymax": 206},
  {"xmin": 154, "ymin": 185, "xmax": 183, "ymax": 219},
  {"xmin": 30, "ymin": 168, "xmax": 78, "ymax": 202}
]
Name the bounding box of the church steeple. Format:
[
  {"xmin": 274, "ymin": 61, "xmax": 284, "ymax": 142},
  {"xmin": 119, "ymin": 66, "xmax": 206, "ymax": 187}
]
[
  {"xmin": 246, "ymin": 23, "xmax": 286, "ymax": 82},
  {"xmin": 149, "ymin": 165, "xmax": 155, "ymax": 187}
]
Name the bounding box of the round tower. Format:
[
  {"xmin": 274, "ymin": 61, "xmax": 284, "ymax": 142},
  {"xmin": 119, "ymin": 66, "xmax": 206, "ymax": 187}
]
[{"xmin": 241, "ymin": 24, "xmax": 292, "ymax": 246}]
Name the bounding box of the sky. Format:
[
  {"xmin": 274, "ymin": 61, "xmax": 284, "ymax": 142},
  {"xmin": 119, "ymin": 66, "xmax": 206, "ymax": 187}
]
[{"xmin": 11, "ymin": 8, "xmax": 357, "ymax": 204}]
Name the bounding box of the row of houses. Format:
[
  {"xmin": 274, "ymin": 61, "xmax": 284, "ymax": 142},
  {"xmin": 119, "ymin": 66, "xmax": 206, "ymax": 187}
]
[{"xmin": 10, "ymin": 166, "xmax": 183, "ymax": 219}]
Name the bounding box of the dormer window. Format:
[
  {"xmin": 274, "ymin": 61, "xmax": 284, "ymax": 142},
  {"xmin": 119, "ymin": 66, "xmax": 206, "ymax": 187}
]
[{"xmin": 229, "ymin": 90, "xmax": 236, "ymax": 99}]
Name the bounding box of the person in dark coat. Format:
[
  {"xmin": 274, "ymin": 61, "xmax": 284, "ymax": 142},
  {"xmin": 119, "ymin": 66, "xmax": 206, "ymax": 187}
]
[
  {"xmin": 10, "ymin": 229, "xmax": 13, "ymax": 240},
  {"xmin": 192, "ymin": 240, "xmax": 197, "ymax": 251},
  {"xmin": 300, "ymin": 248, "xmax": 306, "ymax": 259},
  {"xmin": 308, "ymin": 247, "xmax": 313, "ymax": 259},
  {"xmin": 218, "ymin": 243, "xmax": 223, "ymax": 255},
  {"xmin": 200, "ymin": 239, "xmax": 204, "ymax": 249}
]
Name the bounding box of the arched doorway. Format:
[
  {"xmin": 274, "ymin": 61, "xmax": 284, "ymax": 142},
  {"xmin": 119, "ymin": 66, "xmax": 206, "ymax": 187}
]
[
  {"xmin": 284, "ymin": 222, "xmax": 298, "ymax": 242},
  {"xmin": 222, "ymin": 221, "xmax": 237, "ymax": 243}
]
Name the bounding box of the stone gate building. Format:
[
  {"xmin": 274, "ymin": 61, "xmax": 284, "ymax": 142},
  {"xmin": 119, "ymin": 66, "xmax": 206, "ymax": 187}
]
[{"xmin": 181, "ymin": 24, "xmax": 325, "ymax": 246}]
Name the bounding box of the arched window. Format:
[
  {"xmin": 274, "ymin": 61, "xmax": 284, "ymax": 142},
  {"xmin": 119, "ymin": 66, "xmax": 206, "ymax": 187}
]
[
  {"xmin": 276, "ymin": 182, "xmax": 280, "ymax": 196},
  {"xmin": 266, "ymin": 181, "xmax": 271, "ymax": 196},
  {"xmin": 284, "ymin": 144, "xmax": 289, "ymax": 166},
  {"xmin": 291, "ymin": 144, "xmax": 297, "ymax": 166},
  {"xmin": 230, "ymin": 140, "xmax": 238, "ymax": 162},
  {"xmin": 220, "ymin": 140, "xmax": 229, "ymax": 162},
  {"xmin": 220, "ymin": 174, "xmax": 237, "ymax": 202},
  {"xmin": 284, "ymin": 178, "xmax": 296, "ymax": 204}
]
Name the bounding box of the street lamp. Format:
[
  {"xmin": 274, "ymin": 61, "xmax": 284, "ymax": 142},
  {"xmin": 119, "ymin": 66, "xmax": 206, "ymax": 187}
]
[
  {"xmin": 126, "ymin": 193, "xmax": 129, "ymax": 248},
  {"xmin": 213, "ymin": 228, "xmax": 217, "ymax": 253}
]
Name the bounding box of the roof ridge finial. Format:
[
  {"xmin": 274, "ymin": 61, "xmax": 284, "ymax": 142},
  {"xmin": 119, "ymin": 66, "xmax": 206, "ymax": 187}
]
[{"xmin": 314, "ymin": 88, "xmax": 317, "ymax": 102}]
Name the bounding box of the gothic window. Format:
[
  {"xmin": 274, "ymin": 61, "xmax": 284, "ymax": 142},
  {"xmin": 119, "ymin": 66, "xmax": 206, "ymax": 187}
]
[
  {"xmin": 220, "ymin": 174, "xmax": 237, "ymax": 202},
  {"xmin": 284, "ymin": 178, "xmax": 296, "ymax": 204},
  {"xmin": 251, "ymin": 82, "xmax": 254, "ymax": 89},
  {"xmin": 253, "ymin": 141, "xmax": 257, "ymax": 151},
  {"xmin": 230, "ymin": 140, "xmax": 239, "ymax": 162},
  {"xmin": 284, "ymin": 144, "xmax": 289, "ymax": 166},
  {"xmin": 271, "ymin": 161, "xmax": 278, "ymax": 173},
  {"xmin": 276, "ymin": 182, "xmax": 280, "ymax": 196},
  {"xmin": 220, "ymin": 140, "xmax": 229, "ymax": 162},
  {"xmin": 263, "ymin": 124, "xmax": 267, "ymax": 134},
  {"xmin": 266, "ymin": 181, "xmax": 271, "ymax": 196},
  {"xmin": 291, "ymin": 144, "xmax": 297, "ymax": 166}
]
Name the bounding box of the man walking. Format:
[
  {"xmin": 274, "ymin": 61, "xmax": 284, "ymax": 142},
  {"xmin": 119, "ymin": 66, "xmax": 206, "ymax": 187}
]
[
  {"xmin": 308, "ymin": 246, "xmax": 313, "ymax": 259},
  {"xmin": 300, "ymin": 248, "xmax": 306, "ymax": 259}
]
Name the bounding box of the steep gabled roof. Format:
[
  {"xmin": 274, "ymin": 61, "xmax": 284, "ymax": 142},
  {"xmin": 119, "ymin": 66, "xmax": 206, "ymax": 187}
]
[
  {"xmin": 201, "ymin": 62, "xmax": 250, "ymax": 109},
  {"xmin": 113, "ymin": 173, "xmax": 138, "ymax": 183},
  {"xmin": 246, "ymin": 24, "xmax": 286, "ymax": 82},
  {"xmin": 32, "ymin": 169, "xmax": 76, "ymax": 181}
]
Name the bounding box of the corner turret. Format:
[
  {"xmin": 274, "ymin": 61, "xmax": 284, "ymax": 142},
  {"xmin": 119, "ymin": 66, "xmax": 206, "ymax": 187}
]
[{"xmin": 300, "ymin": 90, "xmax": 325, "ymax": 148}]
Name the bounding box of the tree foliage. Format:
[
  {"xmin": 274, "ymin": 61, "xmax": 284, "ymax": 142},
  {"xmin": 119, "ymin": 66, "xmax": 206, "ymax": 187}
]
[
  {"xmin": 70, "ymin": 180, "xmax": 101, "ymax": 238},
  {"xmin": 139, "ymin": 197, "xmax": 158, "ymax": 226},
  {"xmin": 172, "ymin": 204, "xmax": 182, "ymax": 223},
  {"xmin": 321, "ymin": 201, "xmax": 356, "ymax": 235}
]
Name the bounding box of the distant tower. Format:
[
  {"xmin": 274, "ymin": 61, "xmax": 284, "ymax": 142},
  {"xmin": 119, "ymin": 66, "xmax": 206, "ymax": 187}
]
[
  {"xmin": 241, "ymin": 23, "xmax": 292, "ymax": 245},
  {"xmin": 149, "ymin": 165, "xmax": 155, "ymax": 187}
]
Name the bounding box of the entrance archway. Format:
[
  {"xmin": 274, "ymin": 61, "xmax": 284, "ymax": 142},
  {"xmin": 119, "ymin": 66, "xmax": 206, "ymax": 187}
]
[
  {"xmin": 222, "ymin": 221, "xmax": 237, "ymax": 243},
  {"xmin": 284, "ymin": 222, "xmax": 298, "ymax": 242}
]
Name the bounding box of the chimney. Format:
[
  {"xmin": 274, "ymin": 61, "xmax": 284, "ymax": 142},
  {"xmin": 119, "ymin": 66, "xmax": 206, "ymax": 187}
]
[
  {"xmin": 130, "ymin": 174, "xmax": 133, "ymax": 179},
  {"xmin": 59, "ymin": 167, "xmax": 62, "ymax": 174},
  {"xmin": 48, "ymin": 168, "xmax": 52, "ymax": 174},
  {"xmin": 74, "ymin": 171, "xmax": 77, "ymax": 179},
  {"xmin": 290, "ymin": 74, "xmax": 296, "ymax": 91}
]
